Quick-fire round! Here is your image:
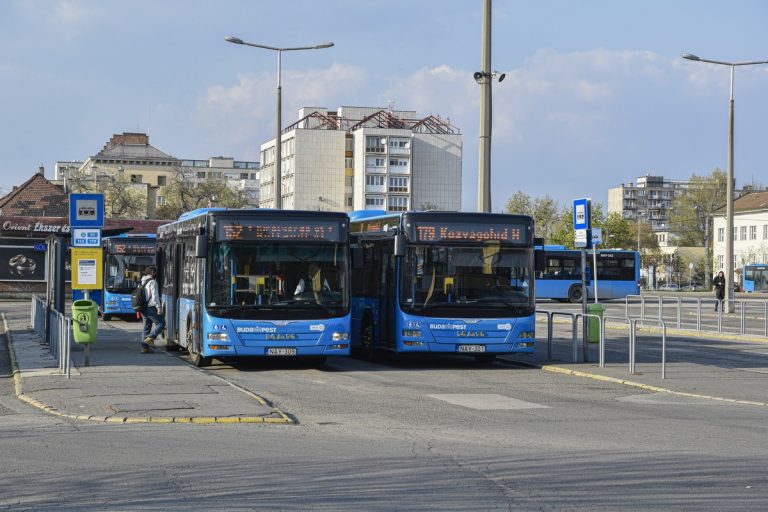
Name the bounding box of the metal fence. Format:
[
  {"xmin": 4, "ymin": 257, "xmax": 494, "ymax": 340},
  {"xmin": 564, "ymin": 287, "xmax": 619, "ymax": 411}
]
[
  {"xmin": 625, "ymin": 295, "xmax": 768, "ymax": 337},
  {"xmin": 31, "ymin": 295, "xmax": 71, "ymax": 378}
]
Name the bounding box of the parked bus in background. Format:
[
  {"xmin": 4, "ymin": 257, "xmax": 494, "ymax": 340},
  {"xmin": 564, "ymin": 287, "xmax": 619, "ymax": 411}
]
[
  {"xmin": 73, "ymin": 233, "xmax": 157, "ymax": 320},
  {"xmin": 743, "ymin": 264, "xmax": 768, "ymax": 292},
  {"xmin": 349, "ymin": 210, "xmax": 540, "ymax": 363},
  {"xmin": 535, "ymin": 246, "xmax": 640, "ymax": 302},
  {"xmin": 156, "ymin": 209, "xmax": 351, "ymax": 367}
]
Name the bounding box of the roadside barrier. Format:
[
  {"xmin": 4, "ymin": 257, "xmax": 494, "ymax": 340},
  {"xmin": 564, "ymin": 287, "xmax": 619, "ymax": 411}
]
[
  {"xmin": 536, "ymin": 310, "xmax": 603, "ymax": 364},
  {"xmin": 31, "ymin": 296, "xmax": 71, "ymax": 378}
]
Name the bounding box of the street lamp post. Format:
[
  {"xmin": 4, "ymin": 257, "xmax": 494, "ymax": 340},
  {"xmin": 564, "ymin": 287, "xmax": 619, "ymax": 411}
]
[
  {"xmin": 226, "ymin": 36, "xmax": 334, "ymax": 209},
  {"xmin": 683, "ymin": 52, "xmax": 768, "ymax": 311}
]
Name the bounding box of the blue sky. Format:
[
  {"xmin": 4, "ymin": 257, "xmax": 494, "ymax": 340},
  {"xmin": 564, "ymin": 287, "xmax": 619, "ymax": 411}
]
[{"xmin": 1, "ymin": 0, "xmax": 767, "ymax": 211}]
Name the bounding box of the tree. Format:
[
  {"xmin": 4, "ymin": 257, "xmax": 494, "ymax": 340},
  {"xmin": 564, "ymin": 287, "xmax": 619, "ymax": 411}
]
[
  {"xmin": 156, "ymin": 168, "xmax": 250, "ymax": 220},
  {"xmin": 669, "ymin": 168, "xmax": 727, "ymax": 287},
  {"xmin": 66, "ymin": 169, "xmax": 147, "ymax": 219},
  {"xmin": 504, "ymin": 191, "xmax": 560, "ymax": 242},
  {"xmin": 599, "ymin": 212, "xmax": 634, "ymax": 249}
]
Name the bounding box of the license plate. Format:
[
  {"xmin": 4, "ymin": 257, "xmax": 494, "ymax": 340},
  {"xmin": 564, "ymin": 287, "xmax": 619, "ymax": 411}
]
[
  {"xmin": 266, "ymin": 347, "xmax": 297, "ymax": 356},
  {"xmin": 458, "ymin": 345, "xmax": 486, "ymax": 353}
]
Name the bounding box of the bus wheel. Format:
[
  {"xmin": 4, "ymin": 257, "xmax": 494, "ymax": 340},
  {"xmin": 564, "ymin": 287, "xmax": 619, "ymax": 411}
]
[
  {"xmin": 475, "ymin": 354, "xmax": 496, "ymax": 364},
  {"xmin": 187, "ymin": 323, "xmax": 211, "ymax": 367},
  {"xmin": 360, "ymin": 316, "xmax": 375, "ymax": 359},
  {"xmin": 102, "ymin": 314, "xmax": 111, "ymax": 321},
  {"xmin": 568, "ymin": 286, "xmax": 583, "ymax": 303}
]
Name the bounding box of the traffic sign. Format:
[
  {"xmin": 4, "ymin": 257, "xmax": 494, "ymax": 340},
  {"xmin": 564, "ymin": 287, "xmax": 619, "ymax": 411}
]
[
  {"xmin": 573, "ymin": 198, "xmax": 591, "ymax": 231},
  {"xmin": 591, "ymin": 227, "xmax": 602, "ymax": 246},
  {"xmin": 69, "ymin": 193, "xmax": 104, "ymax": 228},
  {"xmin": 72, "ymin": 228, "xmax": 102, "ymax": 248}
]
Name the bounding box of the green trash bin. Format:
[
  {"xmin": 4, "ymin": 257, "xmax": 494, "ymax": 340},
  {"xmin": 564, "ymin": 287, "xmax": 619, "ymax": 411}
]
[
  {"xmin": 72, "ymin": 299, "xmax": 98, "ymax": 344},
  {"xmin": 586, "ymin": 303, "xmax": 605, "ymax": 343}
]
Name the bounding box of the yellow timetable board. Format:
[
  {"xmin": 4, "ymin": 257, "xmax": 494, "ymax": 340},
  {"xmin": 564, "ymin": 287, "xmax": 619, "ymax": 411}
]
[{"xmin": 72, "ymin": 247, "xmax": 103, "ymax": 290}]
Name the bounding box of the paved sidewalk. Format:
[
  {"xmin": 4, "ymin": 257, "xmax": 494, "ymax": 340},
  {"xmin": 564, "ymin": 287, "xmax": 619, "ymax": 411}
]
[
  {"xmin": 506, "ymin": 320, "xmax": 768, "ymax": 406},
  {"xmin": 2, "ymin": 306, "xmax": 292, "ymax": 424}
]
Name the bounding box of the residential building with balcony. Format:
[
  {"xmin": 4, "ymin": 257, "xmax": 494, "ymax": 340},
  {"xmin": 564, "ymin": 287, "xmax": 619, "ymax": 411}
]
[{"xmin": 258, "ymin": 106, "xmax": 461, "ymax": 212}]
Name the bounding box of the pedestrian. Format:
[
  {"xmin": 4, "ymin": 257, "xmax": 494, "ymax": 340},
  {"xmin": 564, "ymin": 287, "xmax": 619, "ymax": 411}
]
[
  {"xmin": 139, "ymin": 266, "xmax": 165, "ymax": 353},
  {"xmin": 713, "ymin": 270, "xmax": 726, "ymax": 312}
]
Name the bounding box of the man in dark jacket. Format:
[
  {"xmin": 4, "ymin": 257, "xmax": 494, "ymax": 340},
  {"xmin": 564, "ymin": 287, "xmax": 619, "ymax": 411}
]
[
  {"xmin": 713, "ymin": 271, "xmax": 726, "ymax": 312},
  {"xmin": 139, "ymin": 266, "xmax": 165, "ymax": 353}
]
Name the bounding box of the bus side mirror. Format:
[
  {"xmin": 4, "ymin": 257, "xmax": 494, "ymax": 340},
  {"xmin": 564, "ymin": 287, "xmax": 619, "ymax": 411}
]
[
  {"xmin": 195, "ymin": 235, "xmax": 208, "ymax": 258},
  {"xmin": 534, "ymin": 249, "xmax": 546, "ymax": 273},
  {"xmin": 351, "ymin": 247, "xmax": 363, "ymax": 269},
  {"xmin": 394, "ymin": 234, "xmax": 406, "ymax": 257}
]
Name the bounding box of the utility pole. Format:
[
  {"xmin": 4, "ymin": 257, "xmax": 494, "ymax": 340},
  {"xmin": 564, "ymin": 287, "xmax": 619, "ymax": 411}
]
[{"xmin": 477, "ymin": 0, "xmax": 492, "ymax": 213}]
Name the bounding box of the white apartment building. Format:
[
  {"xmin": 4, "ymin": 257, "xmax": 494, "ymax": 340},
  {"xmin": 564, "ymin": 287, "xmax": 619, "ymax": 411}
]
[
  {"xmin": 259, "ymin": 106, "xmax": 462, "ymax": 212},
  {"xmin": 607, "ymin": 174, "xmax": 690, "ymax": 247},
  {"xmin": 712, "ymin": 190, "xmax": 768, "ymax": 287}
]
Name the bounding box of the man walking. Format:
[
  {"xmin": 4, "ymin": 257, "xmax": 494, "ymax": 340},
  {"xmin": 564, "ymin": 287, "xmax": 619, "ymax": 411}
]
[{"xmin": 139, "ymin": 266, "xmax": 165, "ymax": 353}]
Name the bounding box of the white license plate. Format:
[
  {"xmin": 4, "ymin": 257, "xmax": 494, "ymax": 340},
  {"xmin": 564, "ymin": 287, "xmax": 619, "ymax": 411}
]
[
  {"xmin": 458, "ymin": 345, "xmax": 486, "ymax": 353},
  {"xmin": 266, "ymin": 347, "xmax": 297, "ymax": 356}
]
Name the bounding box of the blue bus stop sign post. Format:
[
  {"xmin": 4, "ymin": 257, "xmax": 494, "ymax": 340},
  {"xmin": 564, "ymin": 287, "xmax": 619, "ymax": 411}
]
[{"xmin": 574, "ymin": 198, "xmax": 592, "ymax": 341}]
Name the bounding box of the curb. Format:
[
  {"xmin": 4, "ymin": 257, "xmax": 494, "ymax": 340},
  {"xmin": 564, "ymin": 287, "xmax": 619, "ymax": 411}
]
[{"xmin": 2, "ymin": 313, "xmax": 294, "ymax": 425}]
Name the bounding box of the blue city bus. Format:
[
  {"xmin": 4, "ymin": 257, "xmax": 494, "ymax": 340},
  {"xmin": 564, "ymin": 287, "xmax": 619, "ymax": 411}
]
[
  {"xmin": 73, "ymin": 233, "xmax": 157, "ymax": 320},
  {"xmin": 156, "ymin": 208, "xmax": 351, "ymax": 367},
  {"xmin": 743, "ymin": 264, "xmax": 768, "ymax": 292},
  {"xmin": 349, "ymin": 210, "xmax": 539, "ymax": 363},
  {"xmin": 535, "ymin": 246, "xmax": 640, "ymax": 302}
]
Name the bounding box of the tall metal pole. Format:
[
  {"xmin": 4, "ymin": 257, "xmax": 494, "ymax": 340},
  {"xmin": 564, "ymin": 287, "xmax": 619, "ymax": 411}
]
[
  {"xmin": 725, "ymin": 65, "xmax": 735, "ymax": 311},
  {"xmin": 477, "ymin": 0, "xmax": 492, "ymax": 213},
  {"xmin": 275, "ymin": 50, "xmax": 283, "ymax": 209}
]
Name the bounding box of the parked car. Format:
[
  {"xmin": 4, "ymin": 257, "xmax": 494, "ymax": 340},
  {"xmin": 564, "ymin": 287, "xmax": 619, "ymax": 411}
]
[{"xmin": 658, "ymin": 284, "xmax": 680, "ymax": 291}]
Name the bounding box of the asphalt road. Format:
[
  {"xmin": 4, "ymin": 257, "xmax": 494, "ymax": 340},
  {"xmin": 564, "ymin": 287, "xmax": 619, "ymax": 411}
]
[{"xmin": 2, "ymin": 305, "xmax": 768, "ymax": 511}]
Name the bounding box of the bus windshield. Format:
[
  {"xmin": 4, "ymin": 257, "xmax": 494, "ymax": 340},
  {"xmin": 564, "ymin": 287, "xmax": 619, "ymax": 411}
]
[
  {"xmin": 206, "ymin": 241, "xmax": 348, "ymax": 315},
  {"xmin": 105, "ymin": 254, "xmax": 155, "ymax": 294},
  {"xmin": 399, "ymin": 244, "xmax": 533, "ymax": 316}
]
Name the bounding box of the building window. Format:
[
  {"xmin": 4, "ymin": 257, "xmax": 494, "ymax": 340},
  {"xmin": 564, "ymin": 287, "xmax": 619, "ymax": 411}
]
[
  {"xmin": 347, "ymin": 197, "xmax": 353, "ymax": 207},
  {"xmin": 365, "ymin": 196, "xmax": 384, "ymax": 207},
  {"xmin": 157, "ymin": 196, "xmax": 166, "ymax": 206},
  {"xmin": 197, "ymin": 171, "xmax": 206, "ymax": 179},
  {"xmin": 389, "ymin": 158, "xmax": 408, "ymax": 167},
  {"xmin": 366, "ymin": 136, "xmax": 385, "ymax": 153},
  {"xmin": 750, "ymin": 225, "xmax": 757, "ymax": 240},
  {"xmin": 717, "ymin": 255, "xmax": 724, "ymax": 270},
  {"xmin": 764, "ymin": 225, "xmax": 768, "ymax": 240},
  {"xmin": 734, "ymin": 227, "xmax": 738, "ymax": 241},
  {"xmin": 130, "ymin": 174, "xmax": 142, "ymax": 184},
  {"xmin": 388, "ymin": 176, "xmax": 408, "ymax": 192},
  {"xmin": 366, "ymin": 175, "xmax": 385, "ymax": 186},
  {"xmin": 388, "ymin": 196, "xmax": 408, "ymax": 211},
  {"xmin": 157, "ymin": 176, "xmax": 166, "ymax": 186},
  {"xmin": 740, "ymin": 226, "xmax": 747, "ymax": 240},
  {"xmin": 718, "ymin": 227, "xmax": 724, "ymax": 242},
  {"xmin": 345, "ymin": 176, "xmax": 354, "ymax": 187},
  {"xmin": 345, "ymin": 157, "xmax": 354, "ymax": 169}
]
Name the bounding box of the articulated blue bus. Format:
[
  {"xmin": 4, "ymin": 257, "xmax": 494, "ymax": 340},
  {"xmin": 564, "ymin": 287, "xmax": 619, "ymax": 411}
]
[
  {"xmin": 535, "ymin": 246, "xmax": 640, "ymax": 302},
  {"xmin": 349, "ymin": 210, "xmax": 538, "ymax": 363},
  {"xmin": 156, "ymin": 208, "xmax": 351, "ymax": 367},
  {"xmin": 73, "ymin": 233, "xmax": 157, "ymax": 320},
  {"xmin": 743, "ymin": 264, "xmax": 768, "ymax": 292}
]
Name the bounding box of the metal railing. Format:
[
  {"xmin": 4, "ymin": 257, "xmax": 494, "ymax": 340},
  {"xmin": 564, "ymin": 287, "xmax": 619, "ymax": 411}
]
[
  {"xmin": 625, "ymin": 295, "xmax": 768, "ymax": 337},
  {"xmin": 31, "ymin": 296, "xmax": 71, "ymax": 378},
  {"xmin": 537, "ymin": 310, "xmax": 603, "ymax": 364}
]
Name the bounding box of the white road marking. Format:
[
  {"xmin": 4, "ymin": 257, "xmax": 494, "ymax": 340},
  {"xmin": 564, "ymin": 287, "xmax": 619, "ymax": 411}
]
[{"xmin": 427, "ymin": 394, "xmax": 550, "ymax": 410}]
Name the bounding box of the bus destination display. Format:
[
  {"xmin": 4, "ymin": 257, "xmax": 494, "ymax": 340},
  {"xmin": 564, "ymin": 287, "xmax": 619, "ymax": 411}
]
[
  {"xmin": 107, "ymin": 241, "xmax": 155, "ymax": 255},
  {"xmin": 414, "ymin": 222, "xmax": 527, "ymax": 243},
  {"xmin": 218, "ymin": 219, "xmax": 341, "ymax": 242}
]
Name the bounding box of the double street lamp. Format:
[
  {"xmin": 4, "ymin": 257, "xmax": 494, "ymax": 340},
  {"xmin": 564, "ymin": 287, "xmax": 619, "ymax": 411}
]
[
  {"xmin": 226, "ymin": 36, "xmax": 334, "ymax": 209},
  {"xmin": 682, "ymin": 53, "xmax": 768, "ymax": 309}
]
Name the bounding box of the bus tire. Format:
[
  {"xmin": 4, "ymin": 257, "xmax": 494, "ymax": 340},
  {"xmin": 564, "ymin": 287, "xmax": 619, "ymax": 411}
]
[
  {"xmin": 568, "ymin": 286, "xmax": 583, "ymax": 303},
  {"xmin": 102, "ymin": 314, "xmax": 111, "ymax": 321},
  {"xmin": 475, "ymin": 354, "xmax": 496, "ymax": 364},
  {"xmin": 187, "ymin": 319, "xmax": 211, "ymax": 367},
  {"xmin": 359, "ymin": 314, "xmax": 375, "ymax": 359}
]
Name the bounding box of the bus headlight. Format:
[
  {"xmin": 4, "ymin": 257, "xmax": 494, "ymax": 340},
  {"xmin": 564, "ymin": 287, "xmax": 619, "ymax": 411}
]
[
  {"xmin": 207, "ymin": 332, "xmax": 228, "ymax": 341},
  {"xmin": 401, "ymin": 329, "xmax": 422, "ymax": 338},
  {"xmin": 518, "ymin": 331, "xmax": 535, "ymax": 339},
  {"xmin": 332, "ymin": 332, "xmax": 349, "ymax": 341}
]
